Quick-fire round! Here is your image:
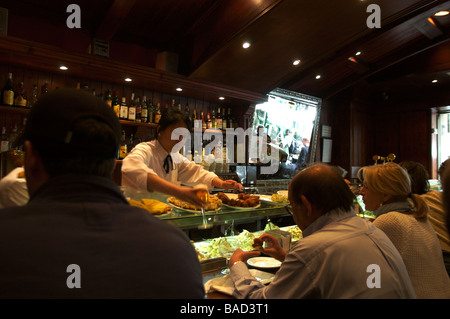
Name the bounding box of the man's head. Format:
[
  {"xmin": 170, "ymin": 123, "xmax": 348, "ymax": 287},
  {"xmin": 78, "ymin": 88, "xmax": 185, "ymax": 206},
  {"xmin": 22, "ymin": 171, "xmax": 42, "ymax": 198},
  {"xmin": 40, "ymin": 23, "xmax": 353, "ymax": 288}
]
[
  {"xmin": 22, "ymin": 88, "xmax": 121, "ymax": 196},
  {"xmin": 288, "ymin": 164, "xmax": 355, "ymax": 230}
]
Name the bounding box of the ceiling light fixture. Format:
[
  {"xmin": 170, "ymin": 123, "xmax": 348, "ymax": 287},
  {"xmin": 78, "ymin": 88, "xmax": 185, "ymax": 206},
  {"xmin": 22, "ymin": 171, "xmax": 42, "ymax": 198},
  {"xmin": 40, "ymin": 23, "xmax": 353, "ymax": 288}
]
[
  {"xmin": 176, "ymin": 87, "xmax": 182, "ymax": 92},
  {"xmin": 355, "ymin": 51, "xmax": 362, "ymax": 56},
  {"xmin": 293, "ymin": 59, "xmax": 301, "ymax": 65},
  {"xmin": 434, "ymin": 10, "xmax": 449, "ymax": 16},
  {"xmin": 315, "ymin": 75, "xmax": 321, "ymax": 80},
  {"xmin": 59, "ymin": 66, "xmax": 68, "ymax": 70},
  {"xmin": 432, "ymin": 79, "xmax": 438, "ymax": 83},
  {"xmin": 124, "ymin": 78, "xmax": 132, "ymax": 82},
  {"xmin": 242, "ymin": 42, "xmax": 251, "ymax": 49},
  {"xmin": 219, "ymin": 97, "xmax": 225, "ymax": 100}
]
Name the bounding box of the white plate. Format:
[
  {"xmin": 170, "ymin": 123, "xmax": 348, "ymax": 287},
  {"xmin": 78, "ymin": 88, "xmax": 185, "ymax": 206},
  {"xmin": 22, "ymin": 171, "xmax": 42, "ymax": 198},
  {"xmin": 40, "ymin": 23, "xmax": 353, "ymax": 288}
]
[
  {"xmin": 221, "ymin": 193, "xmax": 261, "ymax": 210},
  {"xmin": 247, "ymin": 257, "xmax": 281, "ymax": 269},
  {"xmin": 259, "ymin": 195, "xmax": 272, "ymax": 202},
  {"xmin": 277, "ymin": 190, "xmax": 288, "ymax": 196},
  {"xmin": 166, "ymin": 199, "xmax": 221, "ymax": 214}
]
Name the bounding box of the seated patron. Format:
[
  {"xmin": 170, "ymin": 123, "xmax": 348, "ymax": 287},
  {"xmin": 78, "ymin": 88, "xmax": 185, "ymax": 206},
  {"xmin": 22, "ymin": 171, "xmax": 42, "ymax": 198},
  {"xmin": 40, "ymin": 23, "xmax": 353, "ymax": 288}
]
[
  {"xmin": 399, "ymin": 160, "xmax": 450, "ymax": 275},
  {"xmin": 360, "ymin": 162, "xmax": 450, "ymax": 299},
  {"xmin": 228, "ymin": 163, "xmax": 416, "ymax": 299},
  {"xmin": 0, "ymin": 89, "xmax": 204, "ymax": 298}
]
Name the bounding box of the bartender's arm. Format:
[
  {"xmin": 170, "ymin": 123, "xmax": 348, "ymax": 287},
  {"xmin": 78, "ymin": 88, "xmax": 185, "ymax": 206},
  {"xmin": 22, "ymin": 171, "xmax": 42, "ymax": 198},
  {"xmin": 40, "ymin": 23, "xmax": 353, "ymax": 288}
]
[
  {"xmin": 211, "ymin": 177, "xmax": 243, "ymax": 192},
  {"xmin": 146, "ymin": 174, "xmax": 205, "ymax": 206}
]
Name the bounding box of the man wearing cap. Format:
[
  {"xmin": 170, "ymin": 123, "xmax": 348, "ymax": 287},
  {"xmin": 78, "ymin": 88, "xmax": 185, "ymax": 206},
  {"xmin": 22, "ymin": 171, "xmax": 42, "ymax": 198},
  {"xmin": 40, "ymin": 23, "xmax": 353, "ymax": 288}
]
[{"xmin": 0, "ymin": 89, "xmax": 204, "ymax": 298}]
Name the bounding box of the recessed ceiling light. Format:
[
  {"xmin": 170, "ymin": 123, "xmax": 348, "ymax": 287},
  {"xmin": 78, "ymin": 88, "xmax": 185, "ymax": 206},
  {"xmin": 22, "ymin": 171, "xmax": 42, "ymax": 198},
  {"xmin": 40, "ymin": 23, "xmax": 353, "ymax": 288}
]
[
  {"xmin": 434, "ymin": 10, "xmax": 449, "ymax": 16},
  {"xmin": 242, "ymin": 42, "xmax": 251, "ymax": 49},
  {"xmin": 59, "ymin": 66, "xmax": 68, "ymax": 71},
  {"xmin": 176, "ymin": 87, "xmax": 182, "ymax": 92},
  {"xmin": 219, "ymin": 97, "xmax": 225, "ymax": 100},
  {"xmin": 355, "ymin": 51, "xmax": 362, "ymax": 56},
  {"xmin": 432, "ymin": 79, "xmax": 438, "ymax": 83},
  {"xmin": 293, "ymin": 59, "xmax": 301, "ymax": 66},
  {"xmin": 124, "ymin": 78, "xmax": 132, "ymax": 82},
  {"xmin": 316, "ymin": 75, "xmax": 321, "ymax": 80}
]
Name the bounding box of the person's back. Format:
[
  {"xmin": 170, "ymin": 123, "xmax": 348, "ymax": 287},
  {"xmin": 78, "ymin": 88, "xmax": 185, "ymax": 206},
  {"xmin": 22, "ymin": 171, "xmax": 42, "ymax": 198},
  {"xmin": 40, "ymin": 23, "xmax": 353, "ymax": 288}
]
[
  {"xmin": 0, "ymin": 89, "xmax": 204, "ymax": 298},
  {"xmin": 374, "ymin": 211, "xmax": 450, "ymax": 299},
  {"xmin": 0, "ymin": 174, "xmax": 204, "ymax": 298},
  {"xmin": 277, "ymin": 213, "xmax": 415, "ymax": 299}
]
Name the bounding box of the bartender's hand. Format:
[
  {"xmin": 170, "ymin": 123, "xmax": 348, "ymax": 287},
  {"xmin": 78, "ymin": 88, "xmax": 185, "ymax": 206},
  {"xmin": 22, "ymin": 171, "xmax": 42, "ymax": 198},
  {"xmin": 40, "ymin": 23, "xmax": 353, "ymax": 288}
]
[
  {"xmin": 229, "ymin": 248, "xmax": 260, "ymax": 268},
  {"xmin": 176, "ymin": 186, "xmax": 205, "ymax": 207},
  {"xmin": 213, "ymin": 177, "xmax": 243, "ymax": 192},
  {"xmin": 252, "ymin": 234, "xmax": 286, "ymax": 262}
]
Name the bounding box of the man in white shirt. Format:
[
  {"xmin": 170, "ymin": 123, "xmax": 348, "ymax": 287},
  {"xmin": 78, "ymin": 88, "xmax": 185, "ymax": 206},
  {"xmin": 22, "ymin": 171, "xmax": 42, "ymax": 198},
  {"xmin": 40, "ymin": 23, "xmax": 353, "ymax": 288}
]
[
  {"xmin": 122, "ymin": 109, "xmax": 242, "ymax": 206},
  {"xmin": 228, "ymin": 164, "xmax": 416, "ymax": 299},
  {"xmin": 0, "ymin": 166, "xmax": 28, "ymax": 209}
]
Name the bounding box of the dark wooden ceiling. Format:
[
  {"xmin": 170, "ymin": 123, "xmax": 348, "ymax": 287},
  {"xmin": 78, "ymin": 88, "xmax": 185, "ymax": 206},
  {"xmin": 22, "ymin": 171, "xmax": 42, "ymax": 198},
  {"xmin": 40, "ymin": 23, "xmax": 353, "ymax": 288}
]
[{"xmin": 1, "ymin": 0, "xmax": 449, "ymax": 101}]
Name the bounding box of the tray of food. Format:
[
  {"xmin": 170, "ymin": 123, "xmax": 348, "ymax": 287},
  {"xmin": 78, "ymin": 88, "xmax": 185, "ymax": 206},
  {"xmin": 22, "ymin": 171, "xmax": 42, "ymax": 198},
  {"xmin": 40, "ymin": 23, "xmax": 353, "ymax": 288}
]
[
  {"xmin": 217, "ymin": 192, "xmax": 261, "ymax": 209},
  {"xmin": 167, "ymin": 195, "xmax": 222, "ymax": 213},
  {"xmin": 129, "ymin": 198, "xmax": 172, "ymax": 217}
]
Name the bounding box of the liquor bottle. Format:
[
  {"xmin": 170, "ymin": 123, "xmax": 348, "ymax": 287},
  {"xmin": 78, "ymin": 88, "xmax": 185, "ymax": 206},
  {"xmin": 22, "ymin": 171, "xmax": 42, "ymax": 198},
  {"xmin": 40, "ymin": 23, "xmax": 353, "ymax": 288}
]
[
  {"xmin": 211, "ymin": 107, "xmax": 217, "ymax": 128},
  {"xmin": 119, "ymin": 130, "xmax": 127, "ymax": 159},
  {"xmin": 104, "ymin": 89, "xmax": 112, "ymax": 107},
  {"xmin": 171, "ymin": 99, "xmax": 176, "ymax": 110},
  {"xmin": 127, "ymin": 133, "xmax": 134, "ymax": 153},
  {"xmin": 148, "ymin": 98, "xmax": 154, "ymax": 123},
  {"xmin": 154, "ymin": 102, "xmax": 162, "ymax": 124},
  {"xmin": 207, "ymin": 113, "xmax": 212, "ymax": 129},
  {"xmin": 227, "ymin": 107, "xmax": 233, "ymax": 128},
  {"xmin": 141, "ymin": 96, "xmax": 148, "ymax": 123},
  {"xmin": 162, "ymin": 101, "xmax": 169, "ymax": 118},
  {"xmin": 2, "ymin": 73, "xmax": 14, "ymax": 106},
  {"xmin": 112, "ymin": 91, "xmax": 120, "ymax": 118},
  {"xmin": 28, "ymin": 85, "xmax": 38, "ymax": 108},
  {"xmin": 120, "ymin": 97, "xmax": 128, "ymax": 120},
  {"xmin": 128, "ymin": 93, "xmax": 136, "ymax": 121},
  {"xmin": 135, "ymin": 96, "xmax": 142, "ymax": 122},
  {"xmin": 184, "ymin": 103, "xmax": 190, "ymax": 121},
  {"xmin": 41, "ymin": 83, "xmax": 48, "ymax": 95},
  {"xmin": 14, "ymin": 82, "xmax": 27, "ymax": 107},
  {"xmin": 192, "ymin": 106, "xmax": 197, "ymax": 121},
  {"xmin": 222, "ymin": 107, "xmax": 227, "ymax": 131},
  {"xmin": 1, "ymin": 126, "xmax": 9, "ymax": 153},
  {"xmin": 201, "ymin": 112, "xmax": 206, "ymax": 130},
  {"xmin": 216, "ymin": 107, "xmax": 222, "ymax": 130}
]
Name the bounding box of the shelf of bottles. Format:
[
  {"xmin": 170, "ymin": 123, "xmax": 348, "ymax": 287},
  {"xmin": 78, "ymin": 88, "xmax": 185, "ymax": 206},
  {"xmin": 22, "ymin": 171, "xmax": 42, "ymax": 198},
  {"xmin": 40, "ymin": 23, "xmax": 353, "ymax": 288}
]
[{"xmin": 1, "ymin": 71, "xmax": 240, "ymax": 164}]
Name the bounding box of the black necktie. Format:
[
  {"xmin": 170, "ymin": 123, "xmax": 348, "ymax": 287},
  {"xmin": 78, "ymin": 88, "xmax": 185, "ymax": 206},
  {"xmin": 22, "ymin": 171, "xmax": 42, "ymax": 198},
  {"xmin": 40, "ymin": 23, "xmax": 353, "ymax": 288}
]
[{"xmin": 163, "ymin": 154, "xmax": 173, "ymax": 173}]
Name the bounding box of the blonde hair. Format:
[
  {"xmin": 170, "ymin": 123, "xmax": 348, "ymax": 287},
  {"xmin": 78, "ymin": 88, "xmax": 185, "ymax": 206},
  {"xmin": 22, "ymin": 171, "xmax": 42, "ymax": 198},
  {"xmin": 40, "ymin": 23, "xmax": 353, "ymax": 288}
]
[{"xmin": 363, "ymin": 162, "xmax": 428, "ymax": 220}]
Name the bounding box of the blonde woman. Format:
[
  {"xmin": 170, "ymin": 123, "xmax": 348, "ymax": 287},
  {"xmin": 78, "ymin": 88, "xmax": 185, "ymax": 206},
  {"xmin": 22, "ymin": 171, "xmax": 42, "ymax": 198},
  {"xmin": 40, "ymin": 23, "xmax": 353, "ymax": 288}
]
[{"xmin": 360, "ymin": 162, "xmax": 450, "ymax": 299}]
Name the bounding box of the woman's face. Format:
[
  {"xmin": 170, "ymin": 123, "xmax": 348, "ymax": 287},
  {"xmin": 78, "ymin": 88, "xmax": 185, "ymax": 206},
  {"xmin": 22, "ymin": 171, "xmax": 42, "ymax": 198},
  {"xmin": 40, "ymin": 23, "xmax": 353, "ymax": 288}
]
[{"xmin": 359, "ymin": 180, "xmax": 385, "ymax": 211}]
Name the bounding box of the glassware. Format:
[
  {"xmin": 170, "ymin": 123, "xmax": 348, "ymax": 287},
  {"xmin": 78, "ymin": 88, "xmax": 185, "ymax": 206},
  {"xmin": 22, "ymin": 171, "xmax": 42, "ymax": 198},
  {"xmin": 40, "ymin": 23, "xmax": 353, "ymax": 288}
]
[{"xmin": 195, "ymin": 184, "xmax": 213, "ymax": 229}]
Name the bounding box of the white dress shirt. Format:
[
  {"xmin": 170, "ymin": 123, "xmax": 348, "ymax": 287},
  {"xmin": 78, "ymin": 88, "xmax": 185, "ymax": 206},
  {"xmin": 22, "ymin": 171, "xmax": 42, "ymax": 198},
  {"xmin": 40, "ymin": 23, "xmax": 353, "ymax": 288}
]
[
  {"xmin": 230, "ymin": 209, "xmax": 416, "ymax": 299},
  {"xmin": 121, "ymin": 139, "xmax": 218, "ymax": 192},
  {"xmin": 0, "ymin": 166, "xmax": 29, "ymax": 209}
]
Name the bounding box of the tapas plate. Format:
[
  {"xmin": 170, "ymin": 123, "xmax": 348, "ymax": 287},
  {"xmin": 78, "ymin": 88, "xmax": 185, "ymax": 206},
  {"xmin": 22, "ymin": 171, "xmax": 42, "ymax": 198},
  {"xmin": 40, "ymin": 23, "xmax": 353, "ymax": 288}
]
[
  {"xmin": 277, "ymin": 190, "xmax": 288, "ymax": 196},
  {"xmin": 221, "ymin": 193, "xmax": 261, "ymax": 210},
  {"xmin": 247, "ymin": 257, "xmax": 282, "ymax": 269},
  {"xmin": 166, "ymin": 198, "xmax": 221, "ymax": 214}
]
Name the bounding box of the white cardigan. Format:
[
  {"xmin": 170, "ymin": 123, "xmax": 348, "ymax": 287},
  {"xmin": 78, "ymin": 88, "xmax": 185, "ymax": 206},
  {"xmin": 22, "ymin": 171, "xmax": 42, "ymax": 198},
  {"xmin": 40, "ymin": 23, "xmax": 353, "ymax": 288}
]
[{"xmin": 374, "ymin": 211, "xmax": 450, "ymax": 299}]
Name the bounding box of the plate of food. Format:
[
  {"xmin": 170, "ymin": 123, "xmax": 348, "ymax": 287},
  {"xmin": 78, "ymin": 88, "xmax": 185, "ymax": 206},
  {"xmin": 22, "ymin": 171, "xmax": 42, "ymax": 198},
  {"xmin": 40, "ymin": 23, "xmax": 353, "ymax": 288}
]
[
  {"xmin": 167, "ymin": 195, "xmax": 222, "ymax": 213},
  {"xmin": 217, "ymin": 192, "xmax": 261, "ymax": 210},
  {"xmin": 277, "ymin": 190, "xmax": 288, "ymax": 197},
  {"xmin": 129, "ymin": 198, "xmax": 172, "ymax": 217},
  {"xmin": 247, "ymin": 257, "xmax": 282, "ymax": 269}
]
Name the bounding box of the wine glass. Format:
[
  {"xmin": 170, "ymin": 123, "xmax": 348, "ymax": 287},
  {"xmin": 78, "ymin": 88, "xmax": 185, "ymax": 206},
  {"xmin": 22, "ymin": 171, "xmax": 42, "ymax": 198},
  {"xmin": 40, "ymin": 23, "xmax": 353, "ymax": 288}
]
[{"xmin": 195, "ymin": 184, "xmax": 212, "ymax": 229}]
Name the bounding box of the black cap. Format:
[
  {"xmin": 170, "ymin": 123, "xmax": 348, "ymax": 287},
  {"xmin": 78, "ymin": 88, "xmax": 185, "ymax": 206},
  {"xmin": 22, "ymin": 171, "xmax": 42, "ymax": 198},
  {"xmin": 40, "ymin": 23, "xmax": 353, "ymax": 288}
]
[{"xmin": 23, "ymin": 88, "xmax": 121, "ymax": 159}]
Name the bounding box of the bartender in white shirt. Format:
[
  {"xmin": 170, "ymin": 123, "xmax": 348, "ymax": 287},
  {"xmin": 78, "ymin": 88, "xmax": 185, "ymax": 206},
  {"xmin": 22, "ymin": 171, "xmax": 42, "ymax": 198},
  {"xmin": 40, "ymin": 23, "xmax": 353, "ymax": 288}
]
[{"xmin": 121, "ymin": 109, "xmax": 242, "ymax": 206}]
